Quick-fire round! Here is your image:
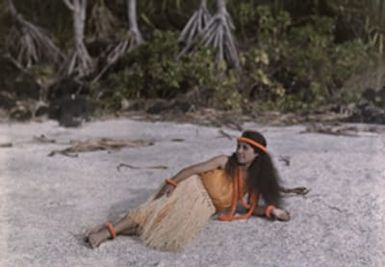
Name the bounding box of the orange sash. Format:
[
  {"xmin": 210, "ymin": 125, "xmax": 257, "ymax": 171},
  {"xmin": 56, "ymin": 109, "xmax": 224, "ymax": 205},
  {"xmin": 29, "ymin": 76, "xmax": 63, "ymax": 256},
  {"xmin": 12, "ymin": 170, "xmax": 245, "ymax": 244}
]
[{"xmin": 218, "ymin": 167, "xmax": 258, "ymax": 221}]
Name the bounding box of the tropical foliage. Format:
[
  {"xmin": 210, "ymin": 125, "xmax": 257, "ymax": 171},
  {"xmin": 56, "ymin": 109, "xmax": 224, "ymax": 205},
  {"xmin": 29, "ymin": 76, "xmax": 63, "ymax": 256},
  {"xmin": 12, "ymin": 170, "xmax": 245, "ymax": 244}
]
[{"xmin": 0, "ymin": 0, "xmax": 384, "ymax": 117}]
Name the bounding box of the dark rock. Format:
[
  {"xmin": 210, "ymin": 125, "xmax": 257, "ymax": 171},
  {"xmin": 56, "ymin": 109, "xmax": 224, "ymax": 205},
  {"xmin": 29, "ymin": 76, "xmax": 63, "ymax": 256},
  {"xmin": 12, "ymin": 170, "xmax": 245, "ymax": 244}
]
[
  {"xmin": 49, "ymin": 94, "xmax": 93, "ymax": 127},
  {"xmin": 348, "ymin": 101, "xmax": 385, "ymax": 124},
  {"xmin": 347, "ymin": 87, "xmax": 385, "ymax": 125},
  {"xmin": 47, "ymin": 77, "xmax": 93, "ymax": 127},
  {"xmin": 48, "ymin": 77, "xmax": 85, "ymax": 101}
]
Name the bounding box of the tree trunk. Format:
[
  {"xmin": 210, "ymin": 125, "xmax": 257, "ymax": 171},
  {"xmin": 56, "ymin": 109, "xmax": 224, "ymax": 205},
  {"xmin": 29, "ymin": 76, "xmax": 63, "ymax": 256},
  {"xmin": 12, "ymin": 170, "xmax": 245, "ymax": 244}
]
[
  {"xmin": 63, "ymin": 0, "xmax": 94, "ymax": 77},
  {"xmin": 128, "ymin": 0, "xmax": 143, "ymax": 45},
  {"xmin": 217, "ymin": 0, "xmax": 225, "ymax": 13}
]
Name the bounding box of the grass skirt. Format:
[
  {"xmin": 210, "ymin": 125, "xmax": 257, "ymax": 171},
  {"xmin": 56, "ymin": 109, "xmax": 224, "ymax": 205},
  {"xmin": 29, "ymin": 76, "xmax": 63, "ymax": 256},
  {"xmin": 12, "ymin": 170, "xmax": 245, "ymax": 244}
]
[{"xmin": 128, "ymin": 175, "xmax": 215, "ymax": 251}]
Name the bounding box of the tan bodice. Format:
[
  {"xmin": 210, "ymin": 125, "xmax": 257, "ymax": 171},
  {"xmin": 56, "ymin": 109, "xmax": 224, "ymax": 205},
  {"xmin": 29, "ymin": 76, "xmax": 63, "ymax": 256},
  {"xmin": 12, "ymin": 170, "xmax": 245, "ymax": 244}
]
[{"xmin": 199, "ymin": 169, "xmax": 234, "ymax": 211}]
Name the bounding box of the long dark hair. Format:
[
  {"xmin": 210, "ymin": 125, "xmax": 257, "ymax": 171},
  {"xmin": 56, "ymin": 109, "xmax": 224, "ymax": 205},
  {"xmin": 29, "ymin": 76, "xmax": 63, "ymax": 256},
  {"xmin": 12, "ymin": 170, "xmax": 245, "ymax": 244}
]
[{"xmin": 225, "ymin": 131, "xmax": 282, "ymax": 207}]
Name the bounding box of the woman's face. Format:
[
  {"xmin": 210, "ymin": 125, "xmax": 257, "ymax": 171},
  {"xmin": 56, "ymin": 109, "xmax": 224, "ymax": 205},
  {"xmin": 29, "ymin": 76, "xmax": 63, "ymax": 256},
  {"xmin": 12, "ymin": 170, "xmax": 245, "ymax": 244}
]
[{"xmin": 236, "ymin": 141, "xmax": 258, "ymax": 165}]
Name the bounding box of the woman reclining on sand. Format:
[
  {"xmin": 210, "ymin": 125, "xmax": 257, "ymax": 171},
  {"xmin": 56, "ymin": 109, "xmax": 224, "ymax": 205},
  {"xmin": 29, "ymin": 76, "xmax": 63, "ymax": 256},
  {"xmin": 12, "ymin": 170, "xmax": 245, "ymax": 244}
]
[{"xmin": 86, "ymin": 130, "xmax": 307, "ymax": 251}]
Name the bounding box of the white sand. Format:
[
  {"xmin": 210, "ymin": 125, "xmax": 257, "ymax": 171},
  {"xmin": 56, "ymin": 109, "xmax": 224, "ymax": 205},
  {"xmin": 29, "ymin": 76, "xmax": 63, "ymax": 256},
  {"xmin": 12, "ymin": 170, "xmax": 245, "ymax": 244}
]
[{"xmin": 0, "ymin": 118, "xmax": 384, "ymax": 267}]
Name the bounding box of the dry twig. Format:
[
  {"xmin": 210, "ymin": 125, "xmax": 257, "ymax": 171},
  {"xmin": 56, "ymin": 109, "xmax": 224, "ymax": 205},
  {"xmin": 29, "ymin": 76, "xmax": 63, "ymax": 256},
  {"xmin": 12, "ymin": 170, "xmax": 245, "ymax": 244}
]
[
  {"xmin": 278, "ymin": 155, "xmax": 291, "ymax": 166},
  {"xmin": 116, "ymin": 163, "xmax": 168, "ymax": 171},
  {"xmin": 0, "ymin": 143, "xmax": 13, "ymax": 148}
]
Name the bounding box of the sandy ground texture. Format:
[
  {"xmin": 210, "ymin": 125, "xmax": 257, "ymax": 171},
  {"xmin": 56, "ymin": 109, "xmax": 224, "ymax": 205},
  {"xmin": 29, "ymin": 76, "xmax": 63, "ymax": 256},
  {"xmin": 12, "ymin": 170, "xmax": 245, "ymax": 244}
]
[{"xmin": 0, "ymin": 118, "xmax": 384, "ymax": 267}]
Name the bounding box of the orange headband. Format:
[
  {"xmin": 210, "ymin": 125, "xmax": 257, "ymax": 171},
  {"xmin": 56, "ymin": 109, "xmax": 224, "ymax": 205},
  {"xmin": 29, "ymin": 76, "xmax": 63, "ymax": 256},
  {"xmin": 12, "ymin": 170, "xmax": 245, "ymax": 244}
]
[{"xmin": 238, "ymin": 137, "xmax": 268, "ymax": 154}]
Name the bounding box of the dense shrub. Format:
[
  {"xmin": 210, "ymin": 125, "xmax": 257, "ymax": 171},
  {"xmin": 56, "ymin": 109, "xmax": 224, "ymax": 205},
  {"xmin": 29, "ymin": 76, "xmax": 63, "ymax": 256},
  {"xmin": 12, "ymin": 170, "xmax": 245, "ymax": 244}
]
[
  {"xmin": 94, "ymin": 30, "xmax": 244, "ymax": 111},
  {"xmin": 240, "ymin": 7, "xmax": 375, "ymax": 112}
]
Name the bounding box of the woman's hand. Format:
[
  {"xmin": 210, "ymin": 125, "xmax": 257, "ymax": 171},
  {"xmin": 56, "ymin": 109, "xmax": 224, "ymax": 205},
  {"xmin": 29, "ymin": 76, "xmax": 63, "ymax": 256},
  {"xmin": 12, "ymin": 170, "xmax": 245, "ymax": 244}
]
[
  {"xmin": 272, "ymin": 208, "xmax": 290, "ymax": 221},
  {"xmin": 154, "ymin": 184, "xmax": 175, "ymax": 199}
]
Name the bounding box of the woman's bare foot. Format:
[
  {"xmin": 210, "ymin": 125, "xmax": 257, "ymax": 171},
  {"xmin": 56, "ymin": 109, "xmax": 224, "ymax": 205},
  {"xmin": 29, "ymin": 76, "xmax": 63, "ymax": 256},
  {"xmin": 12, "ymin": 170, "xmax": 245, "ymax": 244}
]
[
  {"xmin": 272, "ymin": 208, "xmax": 290, "ymax": 221},
  {"xmin": 85, "ymin": 227, "xmax": 111, "ymax": 248}
]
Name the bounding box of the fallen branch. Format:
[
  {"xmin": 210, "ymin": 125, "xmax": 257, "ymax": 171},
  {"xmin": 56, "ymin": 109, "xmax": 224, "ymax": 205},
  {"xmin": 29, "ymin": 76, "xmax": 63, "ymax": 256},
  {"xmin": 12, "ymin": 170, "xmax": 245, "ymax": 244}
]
[
  {"xmin": 48, "ymin": 138, "xmax": 153, "ymax": 157},
  {"xmin": 0, "ymin": 143, "xmax": 13, "ymax": 148},
  {"xmin": 300, "ymin": 123, "xmax": 382, "ymax": 137},
  {"xmin": 171, "ymin": 138, "xmax": 185, "ymax": 142},
  {"xmin": 279, "ymin": 186, "xmax": 310, "ymax": 196}
]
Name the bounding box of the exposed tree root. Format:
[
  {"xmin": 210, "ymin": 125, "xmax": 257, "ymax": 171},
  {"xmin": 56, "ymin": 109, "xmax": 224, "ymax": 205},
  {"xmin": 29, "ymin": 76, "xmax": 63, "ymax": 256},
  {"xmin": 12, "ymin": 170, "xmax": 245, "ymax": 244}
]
[
  {"xmin": 5, "ymin": 0, "xmax": 64, "ymax": 68},
  {"xmin": 178, "ymin": 0, "xmax": 211, "ymax": 57}
]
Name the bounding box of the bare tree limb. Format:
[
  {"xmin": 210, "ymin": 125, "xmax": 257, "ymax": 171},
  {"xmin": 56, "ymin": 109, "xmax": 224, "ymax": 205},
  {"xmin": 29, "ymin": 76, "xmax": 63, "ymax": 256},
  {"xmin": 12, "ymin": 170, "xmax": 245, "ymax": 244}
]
[
  {"xmin": 88, "ymin": 0, "xmax": 118, "ymax": 40},
  {"xmin": 178, "ymin": 0, "xmax": 211, "ymax": 58},
  {"xmin": 5, "ymin": 0, "xmax": 65, "ymax": 68},
  {"xmin": 201, "ymin": 0, "xmax": 240, "ymax": 69},
  {"xmin": 128, "ymin": 0, "xmax": 143, "ymax": 47},
  {"xmin": 62, "ymin": 0, "xmax": 94, "ymax": 77},
  {"xmin": 92, "ymin": 0, "xmax": 143, "ymax": 83},
  {"xmin": 63, "ymin": 0, "xmax": 75, "ymax": 10},
  {"xmin": 178, "ymin": 0, "xmax": 240, "ymax": 69}
]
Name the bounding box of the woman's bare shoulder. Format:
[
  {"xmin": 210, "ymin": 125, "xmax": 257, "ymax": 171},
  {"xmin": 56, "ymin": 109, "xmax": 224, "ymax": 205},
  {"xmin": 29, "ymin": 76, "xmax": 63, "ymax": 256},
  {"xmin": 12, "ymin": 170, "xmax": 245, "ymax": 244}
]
[{"xmin": 209, "ymin": 154, "xmax": 229, "ymax": 168}]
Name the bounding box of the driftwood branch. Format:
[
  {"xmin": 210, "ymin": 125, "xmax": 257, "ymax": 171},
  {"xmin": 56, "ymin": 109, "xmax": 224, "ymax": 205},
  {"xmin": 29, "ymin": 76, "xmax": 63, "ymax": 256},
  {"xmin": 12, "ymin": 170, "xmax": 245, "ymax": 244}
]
[
  {"xmin": 48, "ymin": 138, "xmax": 154, "ymax": 157},
  {"xmin": 279, "ymin": 186, "xmax": 310, "ymax": 197}
]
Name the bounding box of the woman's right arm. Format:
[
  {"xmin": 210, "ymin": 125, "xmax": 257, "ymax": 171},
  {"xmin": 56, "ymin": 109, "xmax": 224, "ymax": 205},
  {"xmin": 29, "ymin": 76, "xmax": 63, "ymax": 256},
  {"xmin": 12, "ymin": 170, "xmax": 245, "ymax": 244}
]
[
  {"xmin": 171, "ymin": 154, "xmax": 228, "ymax": 184},
  {"xmin": 154, "ymin": 155, "xmax": 228, "ymax": 199}
]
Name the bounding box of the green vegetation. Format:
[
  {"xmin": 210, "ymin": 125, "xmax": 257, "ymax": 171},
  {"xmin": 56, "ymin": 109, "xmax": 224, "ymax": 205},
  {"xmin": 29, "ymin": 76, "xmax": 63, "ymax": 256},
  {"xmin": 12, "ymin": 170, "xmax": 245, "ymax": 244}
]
[{"xmin": 0, "ymin": 0, "xmax": 383, "ymax": 118}]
